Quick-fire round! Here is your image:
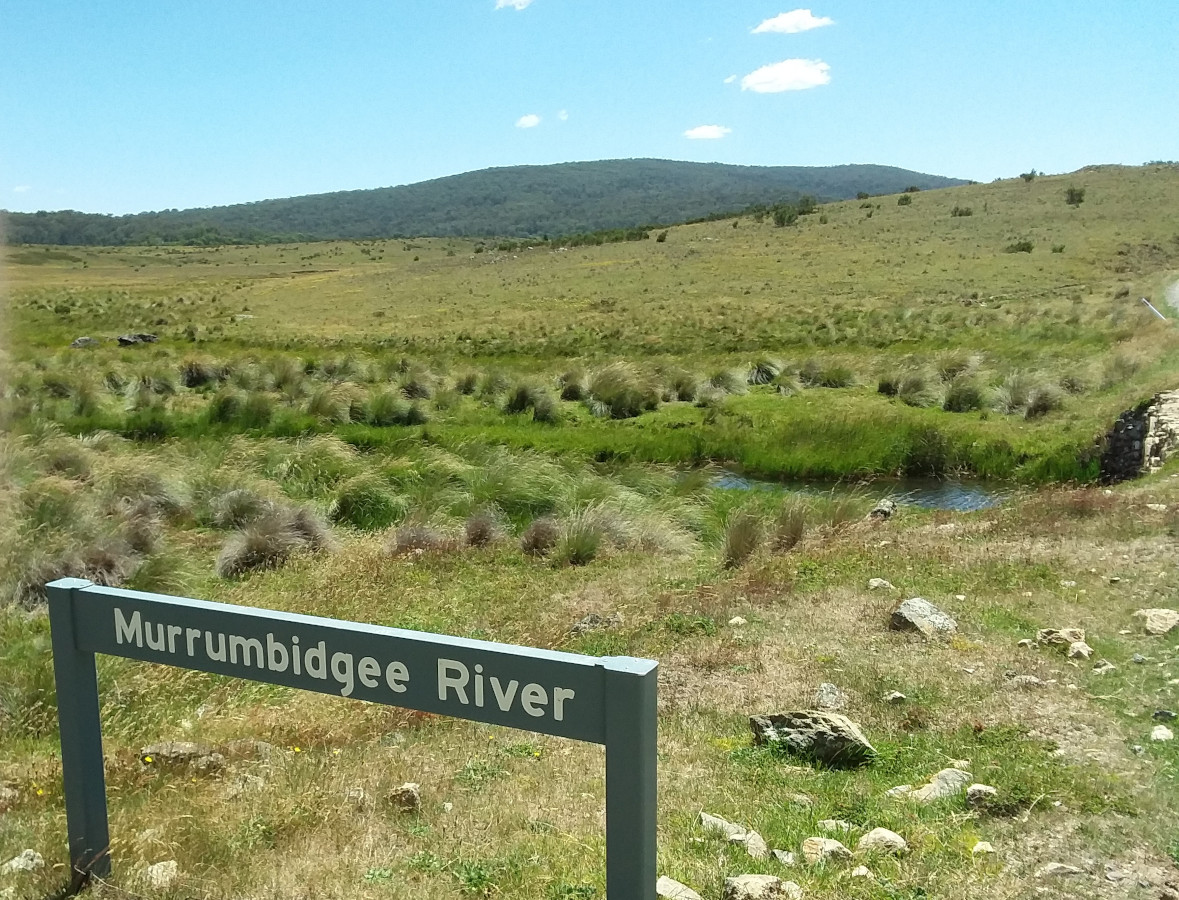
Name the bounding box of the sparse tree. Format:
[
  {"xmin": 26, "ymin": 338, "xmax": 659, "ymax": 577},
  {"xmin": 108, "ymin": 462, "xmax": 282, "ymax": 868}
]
[{"xmin": 1065, "ymin": 186, "xmax": 1086, "ymax": 206}]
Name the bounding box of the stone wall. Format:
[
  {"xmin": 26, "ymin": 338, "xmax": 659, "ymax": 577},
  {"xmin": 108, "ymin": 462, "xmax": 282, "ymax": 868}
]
[{"xmin": 1100, "ymin": 390, "xmax": 1179, "ymax": 483}]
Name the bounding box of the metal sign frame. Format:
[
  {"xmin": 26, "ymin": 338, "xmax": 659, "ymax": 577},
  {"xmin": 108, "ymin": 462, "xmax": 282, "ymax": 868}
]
[{"xmin": 47, "ymin": 578, "xmax": 657, "ymax": 898}]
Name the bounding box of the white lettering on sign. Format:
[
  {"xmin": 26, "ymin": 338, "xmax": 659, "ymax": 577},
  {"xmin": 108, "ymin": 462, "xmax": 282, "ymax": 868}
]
[
  {"xmin": 110, "ymin": 607, "xmax": 578, "ymax": 722},
  {"xmin": 436, "ymin": 658, "xmax": 576, "ymax": 721}
]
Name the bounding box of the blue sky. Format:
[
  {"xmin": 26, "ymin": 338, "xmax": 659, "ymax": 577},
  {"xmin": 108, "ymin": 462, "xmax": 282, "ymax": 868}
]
[{"xmin": 2, "ymin": 1, "xmax": 1176, "ymax": 215}]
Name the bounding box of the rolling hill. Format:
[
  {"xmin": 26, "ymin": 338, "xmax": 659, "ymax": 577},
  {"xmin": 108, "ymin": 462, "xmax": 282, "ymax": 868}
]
[{"xmin": 2, "ymin": 158, "xmax": 968, "ymax": 245}]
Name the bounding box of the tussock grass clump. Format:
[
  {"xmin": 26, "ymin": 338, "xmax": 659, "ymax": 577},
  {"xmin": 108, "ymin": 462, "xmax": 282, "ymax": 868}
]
[
  {"xmin": 215, "ymin": 507, "xmax": 334, "ymax": 578},
  {"xmin": 209, "ymin": 486, "xmax": 277, "ymax": 529},
  {"xmin": 936, "ymin": 352, "xmax": 980, "ymax": 382},
  {"xmin": 330, "ymin": 475, "xmax": 408, "ymax": 531},
  {"xmin": 306, "ymin": 385, "xmax": 354, "ymax": 424},
  {"xmin": 366, "ymin": 389, "xmax": 412, "ymax": 426},
  {"xmin": 553, "ymin": 510, "xmax": 603, "ymax": 566},
  {"xmin": 117, "ymin": 498, "xmax": 165, "ymax": 555},
  {"xmin": 1024, "ymin": 384, "xmax": 1064, "ymax": 419},
  {"xmin": 179, "ymin": 357, "xmax": 225, "ymax": 388},
  {"xmin": 942, "ymin": 377, "xmax": 986, "ymax": 412},
  {"xmin": 464, "ymin": 508, "xmax": 503, "ymax": 547},
  {"xmin": 558, "ymin": 369, "xmax": 587, "ymax": 401},
  {"xmin": 387, "ymin": 523, "xmax": 458, "ymax": 556},
  {"xmin": 877, "ymin": 374, "xmax": 900, "ymax": 396},
  {"xmin": 265, "ymin": 435, "xmax": 360, "ymax": 496},
  {"xmin": 42, "ymin": 440, "xmax": 93, "ymax": 481},
  {"xmin": 100, "ymin": 460, "xmax": 189, "ymax": 520},
  {"xmin": 520, "ymin": 517, "xmax": 560, "ymax": 557},
  {"xmin": 772, "ymin": 497, "xmax": 808, "ymax": 551},
  {"xmin": 400, "ymin": 371, "xmax": 436, "ymax": 400},
  {"xmin": 207, "ymin": 387, "xmax": 246, "ymax": 424},
  {"xmin": 22, "ymin": 476, "xmax": 85, "ymax": 531},
  {"xmin": 587, "ymin": 362, "xmax": 660, "ymax": 419},
  {"xmin": 746, "ymin": 357, "xmax": 784, "ymax": 386},
  {"xmin": 661, "ymin": 368, "xmax": 700, "ymax": 402},
  {"xmin": 721, "ymin": 508, "xmax": 763, "ymax": 569},
  {"xmin": 800, "ymin": 359, "xmax": 855, "ymax": 388},
  {"xmin": 993, "ymin": 371, "xmax": 1037, "ymax": 415},
  {"xmin": 479, "ymin": 370, "xmax": 512, "ymax": 398},
  {"xmin": 708, "ymin": 369, "xmax": 748, "ymax": 395},
  {"xmin": 898, "ymin": 371, "xmax": 940, "ymax": 408},
  {"xmin": 454, "ymin": 371, "xmax": 480, "ymax": 395},
  {"xmin": 1059, "ymin": 372, "xmax": 1089, "ymax": 395},
  {"xmin": 505, "ymin": 383, "xmax": 561, "ymax": 423}
]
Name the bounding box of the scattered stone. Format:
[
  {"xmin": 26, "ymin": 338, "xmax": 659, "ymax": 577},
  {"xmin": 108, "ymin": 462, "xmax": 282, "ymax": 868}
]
[
  {"xmin": 868, "ymin": 499, "xmax": 897, "ymax": 520},
  {"xmin": 814, "ymin": 683, "xmax": 848, "ymax": 711},
  {"xmin": 868, "ymin": 578, "xmax": 894, "ymax": 590},
  {"xmin": 1092, "ymin": 660, "xmax": 1117, "ymax": 675},
  {"xmin": 1134, "ymin": 608, "xmax": 1179, "ymax": 635},
  {"xmin": 909, "ymin": 768, "xmax": 972, "ymax": 804},
  {"xmin": 850, "ymin": 865, "xmax": 875, "ymax": 880},
  {"xmin": 1060, "ymin": 580, "xmax": 1077, "ymax": 587},
  {"xmin": 772, "ymin": 850, "xmax": 796, "ymax": 867},
  {"xmin": 802, "ymin": 836, "xmax": 853, "ymax": 864},
  {"xmin": 1131, "ymin": 744, "xmax": 1145, "ymax": 755},
  {"xmin": 885, "ymin": 785, "xmax": 913, "ymax": 798},
  {"xmin": 1017, "ymin": 638, "xmax": 1035, "ymax": 648},
  {"xmin": 1109, "ymin": 576, "xmax": 1121, "ymax": 584},
  {"xmin": 884, "ymin": 690, "xmax": 907, "ymax": 704},
  {"xmin": 1, "ymin": 850, "xmax": 44, "ymax": 874},
  {"xmin": 1131, "ymin": 653, "xmax": 1148, "ymax": 664},
  {"xmin": 818, "ymin": 819, "xmax": 854, "ymax": 834},
  {"xmin": 116, "ymin": 332, "xmax": 158, "ymax": 346},
  {"xmin": 723, "ymin": 874, "xmax": 802, "ymax": 900},
  {"xmin": 0, "ymin": 787, "xmax": 17, "ymax": 813},
  {"xmin": 144, "ymin": 860, "xmax": 179, "ymax": 890},
  {"xmin": 1104, "ymin": 865, "xmax": 1125, "ymax": 883},
  {"xmin": 966, "ymin": 784, "xmax": 998, "ymax": 807},
  {"xmin": 700, "ymin": 811, "xmax": 746, "ymax": 840},
  {"xmin": 223, "ymin": 773, "xmax": 265, "ymax": 800},
  {"xmin": 954, "ymin": 594, "xmax": 966, "ymax": 602},
  {"xmin": 972, "ymin": 841, "xmax": 996, "ymax": 856},
  {"xmin": 570, "ymin": 612, "xmax": 623, "ymax": 635},
  {"xmin": 856, "ymin": 828, "xmax": 907, "ymax": 855},
  {"xmin": 1151, "ymin": 725, "xmax": 1174, "ymax": 742},
  {"xmin": 657, "ymin": 876, "xmax": 703, "ymax": 900},
  {"xmin": 69, "ymin": 336, "xmax": 100, "ymax": 349},
  {"xmin": 729, "ymin": 616, "xmax": 748, "ymax": 627},
  {"xmin": 734, "ymin": 830, "xmax": 769, "ymax": 860},
  {"xmin": 784, "ymin": 793, "xmax": 813, "ymax": 808},
  {"xmin": 225, "ymin": 738, "xmax": 277, "ymax": 760},
  {"xmin": 750, "ymin": 711, "xmax": 877, "ymax": 767},
  {"xmin": 1146, "ymin": 503, "xmax": 1169, "ymax": 512},
  {"xmin": 1153, "ymin": 709, "xmax": 1177, "ymax": 721},
  {"xmin": 1036, "ymin": 862, "xmax": 1084, "ymax": 878},
  {"xmin": 1067, "ymin": 640, "xmax": 1094, "ymax": 660},
  {"xmin": 386, "ymin": 782, "xmax": 421, "ymax": 812},
  {"xmin": 1007, "ymin": 674, "xmax": 1047, "ymax": 690},
  {"xmin": 1037, "ymin": 627, "xmax": 1085, "ymax": 646},
  {"xmin": 139, "ymin": 741, "xmax": 225, "ymax": 775},
  {"xmin": 889, "ymin": 597, "xmax": 957, "ymax": 639},
  {"xmin": 344, "ymin": 787, "xmax": 371, "ymax": 811}
]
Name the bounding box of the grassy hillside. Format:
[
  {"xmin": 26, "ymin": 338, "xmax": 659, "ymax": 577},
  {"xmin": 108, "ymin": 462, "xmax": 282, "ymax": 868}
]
[
  {"xmin": 2, "ymin": 165, "xmax": 1179, "ymax": 900},
  {"xmin": 2, "ymin": 159, "xmax": 967, "ymax": 245}
]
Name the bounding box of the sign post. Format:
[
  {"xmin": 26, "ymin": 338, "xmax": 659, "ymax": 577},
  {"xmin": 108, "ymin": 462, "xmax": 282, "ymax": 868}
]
[{"xmin": 47, "ymin": 578, "xmax": 657, "ymax": 897}]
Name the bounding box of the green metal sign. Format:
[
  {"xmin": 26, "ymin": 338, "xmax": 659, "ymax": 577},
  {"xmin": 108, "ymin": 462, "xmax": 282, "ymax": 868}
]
[{"xmin": 47, "ymin": 578, "xmax": 657, "ymax": 898}]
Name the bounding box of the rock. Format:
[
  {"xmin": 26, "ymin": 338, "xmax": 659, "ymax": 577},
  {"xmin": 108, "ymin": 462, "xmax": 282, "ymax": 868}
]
[
  {"xmin": 69, "ymin": 336, "xmax": 100, "ymax": 349},
  {"xmin": 784, "ymin": 793, "xmax": 813, "ymax": 808},
  {"xmin": 972, "ymin": 841, "xmax": 996, "ymax": 856},
  {"xmin": 700, "ymin": 811, "xmax": 746, "ymax": 840},
  {"xmin": 139, "ymin": 741, "xmax": 225, "ymax": 775},
  {"xmin": 750, "ymin": 711, "xmax": 877, "ymax": 767},
  {"xmin": 1092, "ymin": 660, "xmax": 1117, "ymax": 675},
  {"xmin": 868, "ymin": 578, "xmax": 894, "ymax": 590},
  {"xmin": 1151, "ymin": 725, "xmax": 1174, "ymax": 742},
  {"xmin": 1146, "ymin": 503, "xmax": 1168, "ymax": 512},
  {"xmin": 850, "ymin": 865, "xmax": 875, "ymax": 880},
  {"xmin": 0, "ymin": 787, "xmax": 17, "ymax": 813},
  {"xmin": 1060, "ymin": 580, "xmax": 1077, "ymax": 587},
  {"xmin": 802, "ymin": 836, "xmax": 853, "ymax": 864},
  {"xmin": 1134, "ymin": 608, "xmax": 1179, "ymax": 635},
  {"xmin": 883, "ymin": 690, "xmax": 907, "ymax": 704},
  {"xmin": 1007, "ymin": 674, "xmax": 1047, "ymax": 690},
  {"xmin": 885, "ymin": 784, "xmax": 912, "ymax": 797},
  {"xmin": 1017, "ymin": 638, "xmax": 1035, "ymax": 648},
  {"xmin": 144, "ymin": 860, "xmax": 179, "ymax": 889},
  {"xmin": 966, "ymin": 784, "xmax": 998, "ymax": 807},
  {"xmin": 1153, "ymin": 709, "xmax": 1177, "ymax": 721},
  {"xmin": 225, "ymin": 738, "xmax": 277, "ymax": 760},
  {"xmin": 772, "ymin": 850, "xmax": 797, "ymax": 866},
  {"xmin": 1037, "ymin": 627, "xmax": 1085, "ymax": 646},
  {"xmin": 723, "ymin": 874, "xmax": 802, "ymax": 900},
  {"xmin": 1131, "ymin": 653, "xmax": 1148, "ymax": 664},
  {"xmin": 1, "ymin": 850, "xmax": 44, "ymax": 873},
  {"xmin": 1036, "ymin": 862, "xmax": 1084, "ymax": 878},
  {"xmin": 116, "ymin": 332, "xmax": 158, "ymax": 346},
  {"xmin": 386, "ymin": 782, "xmax": 421, "ymax": 812},
  {"xmin": 570, "ymin": 612, "xmax": 623, "ymax": 635},
  {"xmin": 729, "ymin": 616, "xmax": 748, "ymax": 627},
  {"xmin": 818, "ymin": 819, "xmax": 854, "ymax": 833},
  {"xmin": 868, "ymin": 499, "xmax": 897, "ymax": 520},
  {"xmin": 1103, "ymin": 864, "xmax": 1125, "ymax": 882},
  {"xmin": 909, "ymin": 768, "xmax": 972, "ymax": 804},
  {"xmin": 856, "ymin": 827, "xmax": 907, "ymax": 855},
  {"xmin": 814, "ymin": 683, "xmax": 848, "ymax": 711},
  {"xmin": 734, "ymin": 830, "xmax": 768, "ymax": 860},
  {"xmin": 1067, "ymin": 641, "xmax": 1094, "ymax": 660},
  {"xmin": 889, "ymin": 597, "xmax": 957, "ymax": 639},
  {"xmin": 657, "ymin": 876, "xmax": 703, "ymax": 900}
]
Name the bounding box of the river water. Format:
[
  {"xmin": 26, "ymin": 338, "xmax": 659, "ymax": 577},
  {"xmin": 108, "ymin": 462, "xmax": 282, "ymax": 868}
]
[{"xmin": 713, "ymin": 472, "xmax": 1010, "ymax": 512}]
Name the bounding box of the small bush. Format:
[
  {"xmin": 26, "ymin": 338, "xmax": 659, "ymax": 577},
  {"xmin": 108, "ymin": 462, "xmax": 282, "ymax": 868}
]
[
  {"xmin": 1004, "ymin": 239, "xmax": 1034, "ymax": 254},
  {"xmin": 521, "ymin": 517, "xmax": 560, "ymax": 557},
  {"xmin": 897, "ymin": 194, "xmax": 912, "ymax": 206},
  {"xmin": 877, "ymin": 374, "xmax": 900, "ymax": 397},
  {"xmin": 951, "ymin": 206, "xmax": 973, "ymax": 217},
  {"xmin": 1065, "ymin": 186, "xmax": 1085, "ymax": 207},
  {"xmin": 721, "ymin": 509, "xmax": 763, "ymax": 569},
  {"xmin": 1020, "ymin": 169, "xmax": 1037, "ymax": 182},
  {"xmin": 1051, "ymin": 244, "xmax": 1065, "ymax": 253},
  {"xmin": 773, "ymin": 498, "xmax": 807, "ymax": 552},
  {"xmin": 655, "ymin": 230, "xmax": 668, "ymax": 243},
  {"xmin": 331, "ymin": 475, "xmax": 407, "ymax": 531}
]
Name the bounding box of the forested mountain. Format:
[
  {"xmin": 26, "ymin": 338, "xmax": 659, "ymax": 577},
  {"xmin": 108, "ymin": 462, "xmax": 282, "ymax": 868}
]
[{"xmin": 3, "ymin": 159, "xmax": 968, "ymax": 246}]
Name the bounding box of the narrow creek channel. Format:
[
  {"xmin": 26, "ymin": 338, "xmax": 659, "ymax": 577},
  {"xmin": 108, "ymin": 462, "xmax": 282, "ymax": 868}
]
[{"xmin": 714, "ymin": 472, "xmax": 1011, "ymax": 512}]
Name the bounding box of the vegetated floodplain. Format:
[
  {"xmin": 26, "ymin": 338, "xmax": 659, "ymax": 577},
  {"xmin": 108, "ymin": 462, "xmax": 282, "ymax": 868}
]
[{"xmin": 2, "ymin": 164, "xmax": 1179, "ymax": 899}]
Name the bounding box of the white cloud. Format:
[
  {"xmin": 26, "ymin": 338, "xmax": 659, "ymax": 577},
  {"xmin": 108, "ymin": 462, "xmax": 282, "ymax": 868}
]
[
  {"xmin": 557, "ymin": 109, "xmax": 569, "ymax": 121},
  {"xmin": 684, "ymin": 125, "xmax": 731, "ymax": 140},
  {"xmin": 741, "ymin": 58, "xmax": 830, "ymax": 93},
  {"xmin": 13, "ymin": 185, "xmax": 31, "ymax": 193},
  {"xmin": 723, "ymin": 74, "xmax": 737, "ymax": 84},
  {"xmin": 752, "ymin": 9, "xmax": 834, "ymax": 34},
  {"xmin": 495, "ymin": 0, "xmax": 533, "ymax": 9},
  {"xmin": 515, "ymin": 113, "xmax": 541, "ymax": 128}
]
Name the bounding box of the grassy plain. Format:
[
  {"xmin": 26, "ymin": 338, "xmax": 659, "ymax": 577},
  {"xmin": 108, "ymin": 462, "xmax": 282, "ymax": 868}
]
[{"xmin": 2, "ymin": 165, "xmax": 1179, "ymax": 900}]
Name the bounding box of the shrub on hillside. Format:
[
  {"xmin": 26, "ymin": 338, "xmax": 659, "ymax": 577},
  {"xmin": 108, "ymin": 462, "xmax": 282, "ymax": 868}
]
[
  {"xmin": 897, "ymin": 194, "xmax": 912, "ymax": 206},
  {"xmin": 1004, "ymin": 239, "xmax": 1034, "ymax": 254},
  {"xmin": 951, "ymin": 206, "xmax": 973, "ymax": 217},
  {"xmin": 1024, "ymin": 385, "xmax": 1064, "ymax": 419},
  {"xmin": 1065, "ymin": 186, "xmax": 1086, "ymax": 207}
]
